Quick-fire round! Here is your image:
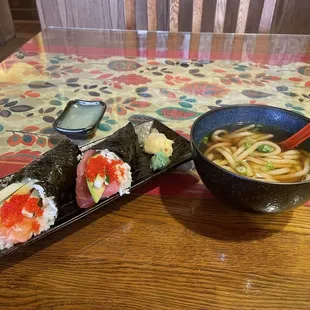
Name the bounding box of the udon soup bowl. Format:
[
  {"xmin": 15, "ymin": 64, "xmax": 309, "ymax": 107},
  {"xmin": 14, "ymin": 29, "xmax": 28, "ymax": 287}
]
[{"xmin": 190, "ymin": 105, "xmax": 310, "ymax": 213}]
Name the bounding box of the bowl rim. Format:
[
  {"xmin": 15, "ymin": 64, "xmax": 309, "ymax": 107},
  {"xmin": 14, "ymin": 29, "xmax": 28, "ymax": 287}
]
[{"xmin": 190, "ymin": 104, "xmax": 310, "ymax": 186}]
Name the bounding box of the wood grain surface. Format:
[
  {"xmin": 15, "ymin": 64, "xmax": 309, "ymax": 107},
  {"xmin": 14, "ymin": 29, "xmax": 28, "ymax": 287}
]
[
  {"xmin": 0, "ymin": 193, "xmax": 309, "ymax": 309},
  {"xmin": 214, "ymin": 0, "xmax": 227, "ymax": 33},
  {"xmin": 169, "ymin": 0, "xmax": 180, "ymax": 32},
  {"xmin": 235, "ymin": 0, "xmax": 250, "ymax": 33},
  {"xmin": 245, "ymin": 0, "xmax": 264, "ymax": 34},
  {"xmin": 124, "ymin": 0, "xmax": 136, "ymax": 30},
  {"xmin": 259, "ymin": 0, "xmax": 277, "ymax": 33},
  {"xmin": 192, "ymin": 0, "xmax": 203, "ymax": 33},
  {"xmin": 201, "ymin": 0, "xmax": 217, "ymax": 32},
  {"xmin": 271, "ymin": 0, "xmax": 310, "ymax": 34},
  {"xmin": 147, "ymin": 0, "xmax": 157, "ymax": 31}
]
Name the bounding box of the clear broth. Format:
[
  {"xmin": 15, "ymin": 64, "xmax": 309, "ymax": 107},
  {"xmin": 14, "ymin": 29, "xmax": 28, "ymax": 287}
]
[{"xmin": 199, "ymin": 123, "xmax": 293, "ymax": 154}]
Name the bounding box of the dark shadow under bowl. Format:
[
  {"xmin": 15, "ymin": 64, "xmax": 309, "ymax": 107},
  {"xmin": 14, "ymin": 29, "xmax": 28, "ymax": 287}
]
[{"xmin": 190, "ymin": 105, "xmax": 310, "ymax": 213}]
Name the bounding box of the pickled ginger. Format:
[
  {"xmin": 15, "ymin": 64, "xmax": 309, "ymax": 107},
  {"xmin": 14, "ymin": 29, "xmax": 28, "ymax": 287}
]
[{"xmin": 143, "ymin": 129, "xmax": 174, "ymax": 157}]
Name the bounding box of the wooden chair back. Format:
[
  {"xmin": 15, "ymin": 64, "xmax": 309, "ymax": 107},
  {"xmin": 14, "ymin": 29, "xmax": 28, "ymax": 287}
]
[
  {"xmin": 124, "ymin": 0, "xmax": 277, "ymax": 33},
  {"xmin": 36, "ymin": 0, "xmax": 278, "ymax": 34}
]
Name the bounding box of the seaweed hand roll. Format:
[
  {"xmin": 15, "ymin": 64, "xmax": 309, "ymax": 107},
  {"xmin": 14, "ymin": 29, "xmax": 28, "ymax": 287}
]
[
  {"xmin": 0, "ymin": 139, "xmax": 80, "ymax": 249},
  {"xmin": 0, "ymin": 181, "xmax": 56, "ymax": 248},
  {"xmin": 75, "ymin": 122, "xmax": 143, "ymax": 209},
  {"xmin": 76, "ymin": 149, "xmax": 132, "ymax": 208}
]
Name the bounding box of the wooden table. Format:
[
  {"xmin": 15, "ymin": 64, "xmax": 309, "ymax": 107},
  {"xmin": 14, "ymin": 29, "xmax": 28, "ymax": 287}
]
[{"xmin": 0, "ymin": 29, "xmax": 310, "ymax": 309}]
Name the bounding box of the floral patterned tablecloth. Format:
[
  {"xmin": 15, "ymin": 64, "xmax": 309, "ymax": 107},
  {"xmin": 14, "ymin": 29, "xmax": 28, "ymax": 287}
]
[{"xmin": 1, "ymin": 49, "xmax": 310, "ymax": 201}]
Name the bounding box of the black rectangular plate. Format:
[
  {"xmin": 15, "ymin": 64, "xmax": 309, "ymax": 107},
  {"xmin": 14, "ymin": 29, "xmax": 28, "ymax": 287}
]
[{"xmin": 0, "ymin": 120, "xmax": 192, "ymax": 257}]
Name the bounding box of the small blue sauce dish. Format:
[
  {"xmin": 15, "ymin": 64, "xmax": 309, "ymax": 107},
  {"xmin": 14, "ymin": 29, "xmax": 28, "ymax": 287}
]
[
  {"xmin": 53, "ymin": 99, "xmax": 106, "ymax": 139},
  {"xmin": 190, "ymin": 105, "xmax": 310, "ymax": 213}
]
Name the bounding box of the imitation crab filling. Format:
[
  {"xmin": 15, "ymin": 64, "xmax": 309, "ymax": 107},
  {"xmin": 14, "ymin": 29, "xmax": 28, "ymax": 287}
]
[
  {"xmin": 84, "ymin": 150, "xmax": 132, "ymax": 203},
  {"xmin": 0, "ymin": 180, "xmax": 58, "ymax": 250}
]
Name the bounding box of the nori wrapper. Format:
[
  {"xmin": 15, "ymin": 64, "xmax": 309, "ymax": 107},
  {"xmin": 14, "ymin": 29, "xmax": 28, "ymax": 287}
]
[
  {"xmin": 11, "ymin": 139, "xmax": 80, "ymax": 206},
  {"xmin": 88, "ymin": 122, "xmax": 152, "ymax": 181}
]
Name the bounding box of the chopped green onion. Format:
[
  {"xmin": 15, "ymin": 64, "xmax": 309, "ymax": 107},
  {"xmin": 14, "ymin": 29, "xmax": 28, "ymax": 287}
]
[
  {"xmin": 105, "ymin": 175, "xmax": 110, "ymax": 185},
  {"xmin": 256, "ymin": 144, "xmax": 274, "ymax": 153},
  {"xmin": 202, "ymin": 135, "xmax": 209, "ymax": 144},
  {"xmin": 30, "ymin": 189, "xmax": 40, "ymax": 199},
  {"xmin": 252, "ymin": 124, "xmax": 263, "ymax": 133},
  {"xmin": 236, "ymin": 165, "xmax": 247, "ymax": 175},
  {"xmin": 263, "ymin": 161, "xmax": 275, "ymax": 171},
  {"xmin": 243, "ymin": 141, "xmax": 252, "ymax": 149}
]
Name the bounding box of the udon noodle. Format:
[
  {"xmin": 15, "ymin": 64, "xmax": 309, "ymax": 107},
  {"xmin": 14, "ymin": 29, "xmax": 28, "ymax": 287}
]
[{"xmin": 202, "ymin": 124, "xmax": 310, "ymax": 183}]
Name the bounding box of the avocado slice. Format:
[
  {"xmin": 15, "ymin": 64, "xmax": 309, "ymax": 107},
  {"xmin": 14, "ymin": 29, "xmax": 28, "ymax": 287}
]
[
  {"xmin": 85, "ymin": 153, "xmax": 107, "ymax": 203},
  {"xmin": 87, "ymin": 178, "xmax": 105, "ymax": 203},
  {"xmin": 0, "ymin": 181, "xmax": 32, "ymax": 205},
  {"xmin": 30, "ymin": 189, "xmax": 40, "ymax": 199}
]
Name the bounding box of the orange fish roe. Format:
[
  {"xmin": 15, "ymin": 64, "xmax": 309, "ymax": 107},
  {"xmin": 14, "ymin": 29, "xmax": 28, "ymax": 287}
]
[
  {"xmin": 32, "ymin": 220, "xmax": 40, "ymax": 233},
  {"xmin": 85, "ymin": 155, "xmax": 124, "ymax": 183},
  {"xmin": 0, "ymin": 194, "xmax": 43, "ymax": 229}
]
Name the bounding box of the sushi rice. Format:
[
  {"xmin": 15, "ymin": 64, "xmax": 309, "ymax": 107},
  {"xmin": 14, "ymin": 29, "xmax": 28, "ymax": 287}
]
[
  {"xmin": 95, "ymin": 149, "xmax": 132, "ymax": 196},
  {"xmin": 0, "ymin": 178, "xmax": 58, "ymax": 250}
]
